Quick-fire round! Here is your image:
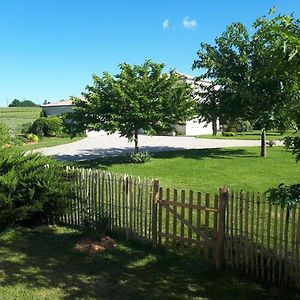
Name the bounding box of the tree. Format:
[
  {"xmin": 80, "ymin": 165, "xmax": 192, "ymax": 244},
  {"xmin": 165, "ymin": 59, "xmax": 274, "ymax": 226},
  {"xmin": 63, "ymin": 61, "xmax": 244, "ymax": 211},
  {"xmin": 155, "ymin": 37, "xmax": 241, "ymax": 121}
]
[
  {"xmin": 193, "ymin": 11, "xmax": 300, "ymax": 156},
  {"xmin": 9, "ymin": 99, "xmax": 38, "ymax": 107},
  {"xmin": 70, "ymin": 60, "xmax": 196, "ymax": 152}
]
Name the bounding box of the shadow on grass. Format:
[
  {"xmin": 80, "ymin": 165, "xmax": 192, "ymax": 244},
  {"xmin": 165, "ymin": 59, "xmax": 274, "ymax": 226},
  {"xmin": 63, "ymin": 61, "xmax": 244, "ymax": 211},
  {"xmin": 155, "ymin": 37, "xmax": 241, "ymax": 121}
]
[
  {"xmin": 74, "ymin": 148, "xmax": 258, "ymax": 170},
  {"xmin": 0, "ymin": 226, "xmax": 297, "ymax": 300}
]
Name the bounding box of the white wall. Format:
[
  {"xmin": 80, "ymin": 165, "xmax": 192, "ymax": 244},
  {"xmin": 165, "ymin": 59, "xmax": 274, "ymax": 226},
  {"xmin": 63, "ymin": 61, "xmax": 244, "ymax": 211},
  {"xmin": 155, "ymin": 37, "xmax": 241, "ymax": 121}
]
[
  {"xmin": 175, "ymin": 119, "xmax": 219, "ymax": 136},
  {"xmin": 43, "ymin": 106, "xmax": 74, "ymax": 116}
]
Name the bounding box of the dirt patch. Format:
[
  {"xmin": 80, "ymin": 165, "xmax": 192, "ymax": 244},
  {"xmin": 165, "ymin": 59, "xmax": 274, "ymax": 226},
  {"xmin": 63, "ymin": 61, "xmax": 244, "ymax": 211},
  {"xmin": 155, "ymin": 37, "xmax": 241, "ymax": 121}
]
[{"xmin": 75, "ymin": 236, "xmax": 117, "ymax": 253}]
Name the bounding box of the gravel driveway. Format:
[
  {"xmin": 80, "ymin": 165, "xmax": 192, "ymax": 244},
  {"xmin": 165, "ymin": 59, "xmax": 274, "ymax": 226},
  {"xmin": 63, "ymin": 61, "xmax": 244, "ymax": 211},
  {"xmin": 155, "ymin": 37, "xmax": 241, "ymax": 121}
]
[{"xmin": 35, "ymin": 132, "xmax": 263, "ymax": 161}]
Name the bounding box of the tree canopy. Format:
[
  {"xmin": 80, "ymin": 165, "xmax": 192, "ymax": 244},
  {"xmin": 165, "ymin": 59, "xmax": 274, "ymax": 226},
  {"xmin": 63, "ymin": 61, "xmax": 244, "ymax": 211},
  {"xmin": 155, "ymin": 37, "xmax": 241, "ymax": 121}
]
[
  {"xmin": 9, "ymin": 99, "xmax": 39, "ymax": 107},
  {"xmin": 70, "ymin": 60, "xmax": 196, "ymax": 152},
  {"xmin": 192, "ymin": 10, "xmax": 300, "ymax": 155},
  {"xmin": 193, "ymin": 13, "xmax": 300, "ymax": 122}
]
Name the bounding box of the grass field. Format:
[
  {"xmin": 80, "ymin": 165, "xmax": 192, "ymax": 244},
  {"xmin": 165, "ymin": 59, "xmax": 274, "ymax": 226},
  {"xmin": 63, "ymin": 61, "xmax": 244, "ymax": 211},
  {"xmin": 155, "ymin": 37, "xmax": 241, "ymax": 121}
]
[
  {"xmin": 19, "ymin": 136, "xmax": 84, "ymax": 151},
  {"xmin": 0, "ymin": 226, "xmax": 298, "ymax": 300},
  {"xmin": 76, "ymin": 147, "xmax": 299, "ymax": 195},
  {"xmin": 0, "ymin": 107, "xmax": 42, "ymax": 134},
  {"xmin": 196, "ymin": 130, "xmax": 296, "ymax": 140}
]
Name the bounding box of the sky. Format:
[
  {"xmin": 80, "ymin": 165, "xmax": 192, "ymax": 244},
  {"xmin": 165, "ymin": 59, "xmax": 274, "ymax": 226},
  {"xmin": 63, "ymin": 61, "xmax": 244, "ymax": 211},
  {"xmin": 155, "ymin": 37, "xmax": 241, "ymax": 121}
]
[{"xmin": 0, "ymin": 0, "xmax": 299, "ymax": 106}]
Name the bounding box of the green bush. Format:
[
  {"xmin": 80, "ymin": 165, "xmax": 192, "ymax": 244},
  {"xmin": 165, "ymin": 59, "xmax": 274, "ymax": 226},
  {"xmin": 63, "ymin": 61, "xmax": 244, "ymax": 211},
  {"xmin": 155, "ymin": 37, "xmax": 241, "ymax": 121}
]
[
  {"xmin": 267, "ymin": 140, "xmax": 276, "ymax": 147},
  {"xmin": 20, "ymin": 122, "xmax": 33, "ymax": 134},
  {"xmin": 25, "ymin": 133, "xmax": 39, "ymax": 143},
  {"xmin": 0, "ymin": 149, "xmax": 73, "ymax": 228},
  {"xmin": 30, "ymin": 117, "xmax": 63, "ymax": 137},
  {"xmin": 222, "ymin": 131, "xmax": 236, "ymax": 137},
  {"xmin": 0, "ymin": 123, "xmax": 9, "ymax": 146},
  {"xmin": 127, "ymin": 151, "xmax": 152, "ymax": 163}
]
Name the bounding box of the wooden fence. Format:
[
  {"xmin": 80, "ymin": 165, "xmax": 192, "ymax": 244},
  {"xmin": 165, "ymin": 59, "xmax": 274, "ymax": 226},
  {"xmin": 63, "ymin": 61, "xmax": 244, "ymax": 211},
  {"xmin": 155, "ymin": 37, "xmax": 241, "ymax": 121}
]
[{"xmin": 61, "ymin": 167, "xmax": 300, "ymax": 289}]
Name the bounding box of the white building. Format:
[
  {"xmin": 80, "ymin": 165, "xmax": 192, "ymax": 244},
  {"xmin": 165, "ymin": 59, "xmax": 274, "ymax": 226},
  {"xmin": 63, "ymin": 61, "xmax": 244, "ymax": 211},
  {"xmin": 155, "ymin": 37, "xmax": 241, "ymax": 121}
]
[
  {"xmin": 174, "ymin": 72, "xmax": 219, "ymax": 136},
  {"xmin": 42, "ymin": 99, "xmax": 74, "ymax": 116}
]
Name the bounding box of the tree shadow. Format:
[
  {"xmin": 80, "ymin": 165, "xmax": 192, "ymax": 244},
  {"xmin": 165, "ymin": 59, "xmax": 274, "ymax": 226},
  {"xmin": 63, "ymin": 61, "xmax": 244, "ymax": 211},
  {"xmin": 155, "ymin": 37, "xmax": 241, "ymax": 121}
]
[
  {"xmin": 0, "ymin": 227, "xmax": 297, "ymax": 299},
  {"xmin": 74, "ymin": 148, "xmax": 259, "ymax": 169}
]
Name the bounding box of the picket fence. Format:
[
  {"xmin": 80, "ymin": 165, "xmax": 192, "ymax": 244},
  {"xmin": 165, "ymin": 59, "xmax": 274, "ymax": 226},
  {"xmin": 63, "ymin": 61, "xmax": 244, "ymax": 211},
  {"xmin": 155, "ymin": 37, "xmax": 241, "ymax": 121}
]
[{"xmin": 60, "ymin": 167, "xmax": 300, "ymax": 289}]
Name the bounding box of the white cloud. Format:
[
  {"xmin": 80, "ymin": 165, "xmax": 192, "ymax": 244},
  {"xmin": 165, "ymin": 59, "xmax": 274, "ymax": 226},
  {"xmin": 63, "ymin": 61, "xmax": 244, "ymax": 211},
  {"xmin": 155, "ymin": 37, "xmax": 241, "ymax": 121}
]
[
  {"xmin": 162, "ymin": 19, "xmax": 169, "ymax": 29},
  {"xmin": 182, "ymin": 17, "xmax": 197, "ymax": 29}
]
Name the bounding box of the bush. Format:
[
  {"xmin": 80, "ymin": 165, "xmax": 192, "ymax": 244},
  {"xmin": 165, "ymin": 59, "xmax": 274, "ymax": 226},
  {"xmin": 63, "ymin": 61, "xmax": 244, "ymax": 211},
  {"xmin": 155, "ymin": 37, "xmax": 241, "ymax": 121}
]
[
  {"xmin": 267, "ymin": 140, "xmax": 276, "ymax": 147},
  {"xmin": 267, "ymin": 183, "xmax": 300, "ymax": 209},
  {"xmin": 25, "ymin": 133, "xmax": 39, "ymax": 143},
  {"xmin": 30, "ymin": 117, "xmax": 63, "ymax": 137},
  {"xmin": 226, "ymin": 119, "xmax": 253, "ymax": 133},
  {"xmin": 222, "ymin": 131, "xmax": 236, "ymax": 137},
  {"xmin": 127, "ymin": 151, "xmax": 152, "ymax": 163},
  {"xmin": 0, "ymin": 123, "xmax": 9, "ymax": 146},
  {"xmin": 20, "ymin": 122, "xmax": 33, "ymax": 134},
  {"xmin": 0, "ymin": 149, "xmax": 73, "ymax": 228}
]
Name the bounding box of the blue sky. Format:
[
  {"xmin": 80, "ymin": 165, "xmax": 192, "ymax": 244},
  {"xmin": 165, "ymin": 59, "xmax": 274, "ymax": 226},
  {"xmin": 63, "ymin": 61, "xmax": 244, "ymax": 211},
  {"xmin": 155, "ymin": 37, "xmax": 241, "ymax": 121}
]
[{"xmin": 0, "ymin": 0, "xmax": 298, "ymax": 105}]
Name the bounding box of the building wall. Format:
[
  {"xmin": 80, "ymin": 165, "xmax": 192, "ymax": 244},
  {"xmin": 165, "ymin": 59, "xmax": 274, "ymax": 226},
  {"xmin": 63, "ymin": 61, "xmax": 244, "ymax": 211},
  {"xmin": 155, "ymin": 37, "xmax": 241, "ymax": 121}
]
[
  {"xmin": 175, "ymin": 118, "xmax": 219, "ymax": 136},
  {"xmin": 43, "ymin": 106, "xmax": 74, "ymax": 116}
]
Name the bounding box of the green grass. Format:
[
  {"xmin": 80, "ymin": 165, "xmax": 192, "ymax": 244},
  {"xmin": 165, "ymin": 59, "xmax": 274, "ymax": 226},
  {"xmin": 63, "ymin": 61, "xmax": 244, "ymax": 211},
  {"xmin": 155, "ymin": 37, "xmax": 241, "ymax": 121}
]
[
  {"xmin": 0, "ymin": 226, "xmax": 298, "ymax": 300},
  {"xmin": 197, "ymin": 130, "xmax": 295, "ymax": 140},
  {"xmin": 18, "ymin": 136, "xmax": 84, "ymax": 151},
  {"xmin": 75, "ymin": 147, "xmax": 299, "ymax": 195},
  {"xmin": 0, "ymin": 107, "xmax": 42, "ymax": 134}
]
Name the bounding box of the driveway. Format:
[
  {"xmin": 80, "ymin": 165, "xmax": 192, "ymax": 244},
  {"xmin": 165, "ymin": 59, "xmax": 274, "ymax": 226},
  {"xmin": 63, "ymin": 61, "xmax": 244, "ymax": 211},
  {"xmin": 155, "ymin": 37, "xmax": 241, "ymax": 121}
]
[{"xmin": 34, "ymin": 132, "xmax": 263, "ymax": 161}]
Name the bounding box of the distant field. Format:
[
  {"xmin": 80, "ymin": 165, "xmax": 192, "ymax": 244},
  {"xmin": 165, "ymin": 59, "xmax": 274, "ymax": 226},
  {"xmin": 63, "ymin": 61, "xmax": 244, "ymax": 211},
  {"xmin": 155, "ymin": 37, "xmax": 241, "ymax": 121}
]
[{"xmin": 0, "ymin": 107, "xmax": 41, "ymax": 133}]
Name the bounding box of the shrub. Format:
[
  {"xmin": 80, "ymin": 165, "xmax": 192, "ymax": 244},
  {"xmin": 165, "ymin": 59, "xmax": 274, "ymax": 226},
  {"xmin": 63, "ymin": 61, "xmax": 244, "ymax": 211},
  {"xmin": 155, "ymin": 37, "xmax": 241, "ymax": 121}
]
[
  {"xmin": 20, "ymin": 122, "xmax": 33, "ymax": 134},
  {"xmin": 267, "ymin": 140, "xmax": 276, "ymax": 147},
  {"xmin": 226, "ymin": 119, "xmax": 253, "ymax": 133},
  {"xmin": 30, "ymin": 116, "xmax": 63, "ymax": 137},
  {"xmin": 0, "ymin": 123, "xmax": 9, "ymax": 146},
  {"xmin": 222, "ymin": 131, "xmax": 236, "ymax": 137},
  {"xmin": 25, "ymin": 133, "xmax": 39, "ymax": 143},
  {"xmin": 267, "ymin": 183, "xmax": 300, "ymax": 209},
  {"xmin": 127, "ymin": 151, "xmax": 152, "ymax": 163},
  {"xmin": 0, "ymin": 149, "xmax": 73, "ymax": 228},
  {"xmin": 81, "ymin": 207, "xmax": 111, "ymax": 238}
]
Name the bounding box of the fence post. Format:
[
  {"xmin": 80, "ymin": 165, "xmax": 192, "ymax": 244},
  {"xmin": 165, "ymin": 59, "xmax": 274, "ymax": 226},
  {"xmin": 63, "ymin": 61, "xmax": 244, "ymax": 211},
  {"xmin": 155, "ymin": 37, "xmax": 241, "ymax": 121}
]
[
  {"xmin": 152, "ymin": 179, "xmax": 160, "ymax": 249},
  {"xmin": 216, "ymin": 187, "xmax": 229, "ymax": 270}
]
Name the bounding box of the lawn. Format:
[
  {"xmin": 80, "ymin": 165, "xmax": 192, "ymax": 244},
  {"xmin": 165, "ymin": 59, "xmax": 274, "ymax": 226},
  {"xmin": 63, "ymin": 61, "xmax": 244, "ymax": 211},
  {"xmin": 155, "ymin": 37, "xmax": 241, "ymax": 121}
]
[
  {"xmin": 196, "ymin": 130, "xmax": 296, "ymax": 141},
  {"xmin": 19, "ymin": 136, "xmax": 84, "ymax": 151},
  {"xmin": 0, "ymin": 107, "xmax": 41, "ymax": 134},
  {"xmin": 0, "ymin": 226, "xmax": 298, "ymax": 300},
  {"xmin": 76, "ymin": 147, "xmax": 299, "ymax": 195}
]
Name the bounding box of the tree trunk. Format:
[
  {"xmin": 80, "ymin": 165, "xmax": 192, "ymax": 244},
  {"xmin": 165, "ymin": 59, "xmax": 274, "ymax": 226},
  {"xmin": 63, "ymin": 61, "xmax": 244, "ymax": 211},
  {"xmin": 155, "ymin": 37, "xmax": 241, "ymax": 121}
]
[
  {"xmin": 212, "ymin": 118, "xmax": 218, "ymax": 136},
  {"xmin": 261, "ymin": 128, "xmax": 267, "ymax": 157},
  {"xmin": 134, "ymin": 129, "xmax": 139, "ymax": 153}
]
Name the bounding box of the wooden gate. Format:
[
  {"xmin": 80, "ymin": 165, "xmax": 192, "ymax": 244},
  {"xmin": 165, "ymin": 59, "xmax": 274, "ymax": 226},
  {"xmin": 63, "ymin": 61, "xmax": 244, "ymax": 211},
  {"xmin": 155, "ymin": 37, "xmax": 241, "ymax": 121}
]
[{"xmin": 152, "ymin": 180, "xmax": 228, "ymax": 268}]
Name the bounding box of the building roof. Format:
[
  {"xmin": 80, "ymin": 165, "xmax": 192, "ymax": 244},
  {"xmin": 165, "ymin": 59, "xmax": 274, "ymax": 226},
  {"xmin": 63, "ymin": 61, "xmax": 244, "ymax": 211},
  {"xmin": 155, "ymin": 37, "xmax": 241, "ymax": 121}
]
[{"xmin": 41, "ymin": 96, "xmax": 85, "ymax": 108}]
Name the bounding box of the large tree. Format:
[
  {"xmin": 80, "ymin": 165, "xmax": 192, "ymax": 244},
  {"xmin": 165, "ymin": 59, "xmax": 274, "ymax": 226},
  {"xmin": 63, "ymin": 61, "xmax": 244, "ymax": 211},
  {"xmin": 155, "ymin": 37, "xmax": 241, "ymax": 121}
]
[
  {"xmin": 70, "ymin": 60, "xmax": 196, "ymax": 152},
  {"xmin": 193, "ymin": 11, "xmax": 300, "ymax": 156}
]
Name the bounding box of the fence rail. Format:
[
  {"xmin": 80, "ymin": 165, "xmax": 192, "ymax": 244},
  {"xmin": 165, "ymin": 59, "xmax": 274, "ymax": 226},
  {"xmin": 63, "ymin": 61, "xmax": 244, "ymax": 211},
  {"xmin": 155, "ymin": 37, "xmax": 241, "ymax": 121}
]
[{"xmin": 60, "ymin": 167, "xmax": 300, "ymax": 289}]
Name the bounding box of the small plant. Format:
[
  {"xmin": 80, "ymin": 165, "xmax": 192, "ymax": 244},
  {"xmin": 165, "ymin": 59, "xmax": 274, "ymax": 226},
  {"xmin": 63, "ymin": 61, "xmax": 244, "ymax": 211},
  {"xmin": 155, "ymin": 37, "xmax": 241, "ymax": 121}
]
[
  {"xmin": 81, "ymin": 207, "xmax": 111, "ymax": 239},
  {"xmin": 267, "ymin": 183, "xmax": 300, "ymax": 209},
  {"xmin": 222, "ymin": 131, "xmax": 236, "ymax": 137},
  {"xmin": 127, "ymin": 151, "xmax": 152, "ymax": 163},
  {"xmin": 25, "ymin": 133, "xmax": 39, "ymax": 143},
  {"xmin": 9, "ymin": 135, "xmax": 27, "ymax": 146},
  {"xmin": 267, "ymin": 140, "xmax": 276, "ymax": 147}
]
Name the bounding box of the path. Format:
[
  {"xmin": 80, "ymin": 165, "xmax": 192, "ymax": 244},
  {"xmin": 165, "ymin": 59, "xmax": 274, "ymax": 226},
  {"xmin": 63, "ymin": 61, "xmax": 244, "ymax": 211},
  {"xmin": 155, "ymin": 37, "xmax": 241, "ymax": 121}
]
[{"xmin": 34, "ymin": 133, "xmax": 264, "ymax": 161}]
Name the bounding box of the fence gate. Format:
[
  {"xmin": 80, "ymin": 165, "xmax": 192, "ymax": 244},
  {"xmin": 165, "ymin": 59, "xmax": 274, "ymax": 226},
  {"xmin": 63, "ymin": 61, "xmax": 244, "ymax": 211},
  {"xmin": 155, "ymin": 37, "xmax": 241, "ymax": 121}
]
[{"xmin": 152, "ymin": 182, "xmax": 227, "ymax": 267}]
